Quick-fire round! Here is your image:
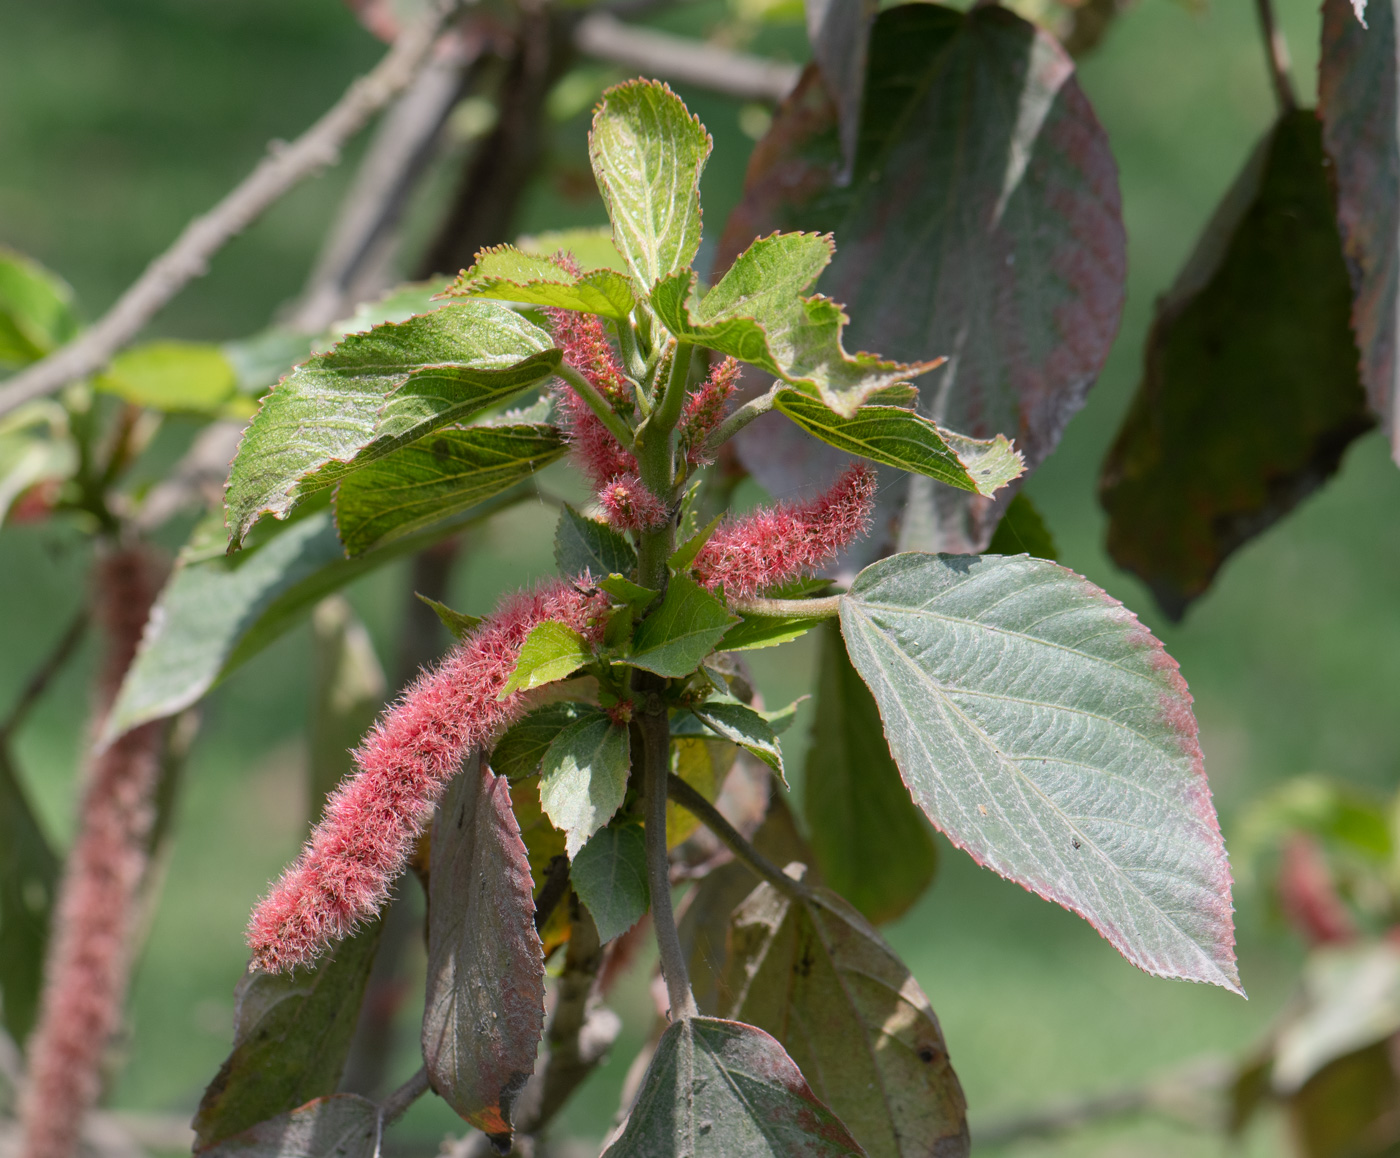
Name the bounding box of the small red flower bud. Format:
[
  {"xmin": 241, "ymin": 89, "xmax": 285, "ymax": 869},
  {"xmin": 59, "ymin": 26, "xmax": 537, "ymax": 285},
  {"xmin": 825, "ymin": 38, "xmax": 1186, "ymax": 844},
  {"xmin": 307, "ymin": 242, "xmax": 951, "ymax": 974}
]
[{"xmin": 597, "ymin": 473, "xmax": 669, "ymax": 531}]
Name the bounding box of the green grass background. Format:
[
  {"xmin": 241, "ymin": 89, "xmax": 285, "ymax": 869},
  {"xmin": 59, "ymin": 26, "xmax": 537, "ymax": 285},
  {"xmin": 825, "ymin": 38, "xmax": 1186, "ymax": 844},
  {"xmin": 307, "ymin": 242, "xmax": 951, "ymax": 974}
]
[{"xmin": 3, "ymin": 0, "xmax": 1399, "ymax": 1153}]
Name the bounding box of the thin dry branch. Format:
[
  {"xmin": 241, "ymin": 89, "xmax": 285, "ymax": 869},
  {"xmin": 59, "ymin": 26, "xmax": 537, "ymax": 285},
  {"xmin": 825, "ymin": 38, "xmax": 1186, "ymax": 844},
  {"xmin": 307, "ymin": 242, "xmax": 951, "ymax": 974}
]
[
  {"xmin": 0, "ymin": 0, "xmax": 463, "ymax": 420},
  {"xmin": 1253, "ymin": 0, "xmax": 1298, "ymax": 112}
]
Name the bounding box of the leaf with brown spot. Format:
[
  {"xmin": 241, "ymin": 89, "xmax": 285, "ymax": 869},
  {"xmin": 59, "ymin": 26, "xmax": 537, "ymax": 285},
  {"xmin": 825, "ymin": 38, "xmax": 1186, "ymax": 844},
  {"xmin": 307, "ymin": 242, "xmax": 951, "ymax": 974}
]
[
  {"xmin": 722, "ymin": 882, "xmax": 968, "ymax": 1158},
  {"xmin": 1100, "ymin": 110, "xmax": 1372, "ymax": 620},
  {"xmin": 422, "ymin": 757, "xmax": 545, "ymax": 1147}
]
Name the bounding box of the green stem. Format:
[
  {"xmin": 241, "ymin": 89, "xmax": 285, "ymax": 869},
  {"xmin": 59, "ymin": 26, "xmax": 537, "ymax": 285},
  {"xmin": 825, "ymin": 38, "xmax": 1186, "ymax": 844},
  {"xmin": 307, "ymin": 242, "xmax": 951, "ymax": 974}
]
[
  {"xmin": 615, "ymin": 316, "xmax": 648, "ymax": 385},
  {"xmin": 704, "ymin": 382, "xmax": 780, "ymax": 454},
  {"xmin": 731, "ymin": 594, "xmax": 841, "ymax": 619},
  {"xmin": 556, "ymin": 363, "xmax": 636, "ymax": 453}
]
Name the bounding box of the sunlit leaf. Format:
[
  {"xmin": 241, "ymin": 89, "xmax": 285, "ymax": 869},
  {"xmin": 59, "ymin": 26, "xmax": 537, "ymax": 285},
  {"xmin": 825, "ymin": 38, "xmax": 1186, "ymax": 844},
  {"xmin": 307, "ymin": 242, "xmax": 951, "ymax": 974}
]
[
  {"xmin": 491, "ymin": 702, "xmax": 594, "ymax": 781},
  {"xmin": 539, "ymin": 710, "xmax": 631, "ymax": 856},
  {"xmin": 416, "ymin": 594, "xmax": 482, "ymax": 642},
  {"xmin": 571, "ymin": 822, "xmax": 650, "ymax": 942},
  {"xmin": 0, "ymin": 248, "xmax": 77, "ymax": 368},
  {"xmin": 445, "ymin": 245, "xmax": 635, "ymax": 320},
  {"xmin": 628, "ymin": 575, "xmax": 739, "ymax": 678},
  {"xmin": 96, "ymin": 341, "xmax": 238, "ymax": 414},
  {"xmin": 501, "ymin": 621, "xmax": 593, "ymax": 696},
  {"xmin": 691, "ymin": 700, "xmax": 786, "ymax": 784}
]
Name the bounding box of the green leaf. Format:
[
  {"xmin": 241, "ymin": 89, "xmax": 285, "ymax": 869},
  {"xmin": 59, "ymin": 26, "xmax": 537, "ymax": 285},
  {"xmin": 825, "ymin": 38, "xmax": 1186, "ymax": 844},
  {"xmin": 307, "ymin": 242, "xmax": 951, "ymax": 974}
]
[
  {"xmin": 773, "ymin": 389, "xmax": 1022, "ymax": 496},
  {"xmin": 1100, "ymin": 110, "xmax": 1371, "ymax": 620},
  {"xmin": 570, "ymin": 822, "xmax": 650, "ymax": 942},
  {"xmin": 0, "ymin": 249, "xmax": 77, "ymax": 368},
  {"xmin": 516, "ymin": 227, "xmax": 627, "ymax": 273},
  {"xmin": 539, "ymin": 711, "xmax": 631, "ymax": 856},
  {"xmin": 96, "ymin": 341, "xmax": 238, "ymax": 414},
  {"xmin": 986, "ymin": 492, "xmax": 1057, "ymax": 560},
  {"xmin": 692, "ymin": 700, "xmax": 786, "ymax": 785},
  {"xmin": 628, "ymin": 575, "xmax": 739, "ymax": 678},
  {"xmin": 490, "ymin": 702, "xmax": 594, "ymax": 781},
  {"xmin": 423, "ymin": 760, "xmax": 544, "ymax": 1143},
  {"xmin": 651, "ymin": 234, "xmax": 938, "ymax": 416},
  {"xmin": 0, "ymin": 750, "xmax": 58, "ymax": 1044},
  {"xmin": 603, "ymin": 1016, "xmax": 865, "ymax": 1157},
  {"xmin": 192, "ymin": 918, "xmax": 384, "ymax": 1148},
  {"xmin": 501, "ymin": 621, "xmax": 593, "ymax": 697},
  {"xmin": 720, "ymin": 611, "xmax": 824, "ymax": 652},
  {"xmin": 804, "ymin": 622, "xmax": 936, "ymax": 925},
  {"xmin": 416, "ymin": 594, "xmax": 483, "ymax": 642},
  {"xmin": 589, "ymin": 80, "xmax": 711, "ymax": 289},
  {"xmin": 721, "ymin": 5, "xmax": 1125, "ymax": 545},
  {"xmin": 724, "ymin": 883, "xmax": 968, "ymax": 1158},
  {"xmin": 445, "ymin": 245, "xmax": 636, "ymax": 320},
  {"xmin": 670, "ymin": 513, "xmax": 723, "ymax": 571},
  {"xmin": 196, "ymin": 1095, "xmax": 381, "ymax": 1158},
  {"xmin": 333, "ymin": 423, "xmax": 564, "ymax": 556},
  {"xmin": 555, "ymin": 504, "xmax": 638, "ymax": 579},
  {"xmin": 0, "ymin": 401, "xmax": 75, "ymax": 526},
  {"xmin": 331, "ymin": 278, "xmax": 453, "ymax": 337},
  {"xmin": 224, "ymin": 302, "xmax": 560, "ymax": 545},
  {"xmin": 1320, "ymin": 0, "xmax": 1400, "ymax": 462},
  {"xmin": 839, "ymin": 552, "xmax": 1240, "ymax": 992},
  {"xmin": 598, "ymin": 574, "xmax": 657, "ymax": 609}
]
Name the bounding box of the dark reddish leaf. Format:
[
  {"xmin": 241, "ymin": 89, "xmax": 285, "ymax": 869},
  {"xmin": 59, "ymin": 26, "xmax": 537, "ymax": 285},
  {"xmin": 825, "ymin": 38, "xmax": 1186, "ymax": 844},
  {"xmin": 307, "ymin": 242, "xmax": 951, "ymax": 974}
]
[
  {"xmin": 196, "ymin": 1095, "xmax": 380, "ymax": 1158},
  {"xmin": 422, "ymin": 756, "xmax": 545, "ymax": 1147},
  {"xmin": 1320, "ymin": 0, "xmax": 1400, "ymax": 462},
  {"xmin": 804, "ymin": 0, "xmax": 878, "ymax": 176},
  {"xmin": 1289, "ymin": 1040, "xmax": 1400, "ymax": 1158},
  {"xmin": 1100, "ymin": 110, "xmax": 1371, "ymax": 619}
]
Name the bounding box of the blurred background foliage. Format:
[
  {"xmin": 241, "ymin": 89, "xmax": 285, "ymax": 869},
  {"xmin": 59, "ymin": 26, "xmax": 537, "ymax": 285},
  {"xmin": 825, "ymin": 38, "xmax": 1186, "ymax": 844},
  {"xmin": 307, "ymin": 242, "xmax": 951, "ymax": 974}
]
[{"xmin": 3, "ymin": 0, "xmax": 1399, "ymax": 1153}]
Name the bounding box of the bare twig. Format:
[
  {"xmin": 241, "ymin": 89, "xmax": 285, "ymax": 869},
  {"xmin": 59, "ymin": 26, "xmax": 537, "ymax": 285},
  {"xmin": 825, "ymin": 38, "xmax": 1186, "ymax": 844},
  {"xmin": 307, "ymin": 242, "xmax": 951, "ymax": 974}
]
[
  {"xmin": 532, "ymin": 855, "xmax": 573, "ymax": 933},
  {"xmin": 0, "ymin": 0, "xmax": 464, "ymax": 420},
  {"xmin": 0, "ymin": 612, "xmax": 88, "ymax": 743},
  {"xmin": 575, "ymin": 14, "xmax": 801, "ymax": 102},
  {"xmin": 382, "ymin": 1065, "xmax": 432, "ymax": 1123},
  {"xmin": 1253, "ymin": 0, "xmax": 1297, "ymax": 113},
  {"xmin": 667, "ymin": 774, "xmax": 807, "ymax": 902}
]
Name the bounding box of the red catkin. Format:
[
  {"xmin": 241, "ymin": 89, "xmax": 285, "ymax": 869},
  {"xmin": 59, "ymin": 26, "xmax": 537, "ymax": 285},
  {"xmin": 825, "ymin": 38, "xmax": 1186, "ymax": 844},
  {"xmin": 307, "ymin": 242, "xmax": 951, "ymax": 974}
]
[
  {"xmin": 246, "ymin": 581, "xmax": 608, "ymax": 973},
  {"xmin": 679, "ymin": 356, "xmax": 740, "ymax": 466},
  {"xmin": 21, "ymin": 546, "xmax": 167, "ymax": 1158},
  {"xmin": 691, "ymin": 464, "xmax": 877, "ymax": 600},
  {"xmin": 597, "ymin": 472, "xmax": 669, "ymax": 531}
]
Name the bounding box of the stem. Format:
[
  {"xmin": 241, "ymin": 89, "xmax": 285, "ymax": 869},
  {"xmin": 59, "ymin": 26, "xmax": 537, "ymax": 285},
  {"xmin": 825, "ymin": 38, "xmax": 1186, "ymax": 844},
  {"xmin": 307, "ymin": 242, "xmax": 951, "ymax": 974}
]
[
  {"xmin": 615, "ymin": 317, "xmax": 649, "ymax": 387},
  {"xmin": 382, "ymin": 1066, "xmax": 431, "ymax": 1123},
  {"xmin": 556, "ymin": 363, "xmax": 637, "ymax": 453},
  {"xmin": 1253, "ymin": 0, "xmax": 1297, "ymax": 112},
  {"xmin": 532, "ymin": 854, "xmax": 572, "ymax": 932},
  {"xmin": 666, "ymin": 774, "xmax": 808, "ymax": 902},
  {"xmin": 731, "ymin": 594, "xmax": 841, "ymax": 619},
  {"xmin": 635, "ymin": 340, "xmax": 692, "ymax": 501},
  {"xmin": 704, "ymin": 382, "xmax": 780, "ymax": 454}
]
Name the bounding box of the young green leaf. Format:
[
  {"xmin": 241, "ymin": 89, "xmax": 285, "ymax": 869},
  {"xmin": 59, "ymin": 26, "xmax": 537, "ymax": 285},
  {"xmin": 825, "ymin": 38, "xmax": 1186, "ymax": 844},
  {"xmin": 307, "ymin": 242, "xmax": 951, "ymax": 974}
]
[
  {"xmin": 986, "ymin": 492, "xmax": 1058, "ymax": 560},
  {"xmin": 598, "ymin": 574, "xmax": 657, "ymax": 609},
  {"xmin": 539, "ymin": 711, "xmax": 631, "ymax": 856},
  {"xmin": 415, "ymin": 594, "xmax": 483, "ymax": 642},
  {"xmin": 444, "ymin": 245, "xmax": 636, "ymax": 320},
  {"xmin": 0, "ymin": 248, "xmax": 77, "ymax": 368},
  {"xmin": 225, "ymin": 302, "xmax": 559, "ymax": 545},
  {"xmin": 490, "ymin": 702, "xmax": 594, "ymax": 782},
  {"xmin": 691, "ymin": 700, "xmax": 786, "ymax": 784},
  {"xmin": 839, "ymin": 553, "xmax": 1241, "ymax": 993},
  {"xmin": 603, "ymin": 1016, "xmax": 866, "ymax": 1157},
  {"xmin": 628, "ymin": 574, "xmax": 739, "ymax": 678},
  {"xmin": 96, "ymin": 341, "xmax": 238, "ymax": 414},
  {"xmin": 589, "ymin": 80, "xmax": 711, "ymax": 289},
  {"xmin": 501, "ymin": 621, "xmax": 592, "ymax": 697},
  {"xmin": 332, "ymin": 423, "xmax": 565, "ymax": 556},
  {"xmin": 0, "ymin": 751, "xmax": 59, "ymax": 1044},
  {"xmin": 570, "ymin": 822, "xmax": 650, "ymax": 942},
  {"xmin": 725, "ymin": 883, "xmax": 968, "ymax": 1158},
  {"xmin": 195, "ymin": 1095, "xmax": 381, "ymax": 1158},
  {"xmin": 670, "ymin": 513, "xmax": 723, "ymax": 571},
  {"xmin": 555, "ymin": 504, "xmax": 638, "ymax": 579},
  {"xmin": 804, "ymin": 622, "xmax": 936, "ymax": 926},
  {"xmin": 423, "ymin": 760, "xmax": 545, "ymax": 1145},
  {"xmin": 192, "ymin": 918, "xmax": 384, "ymax": 1149}
]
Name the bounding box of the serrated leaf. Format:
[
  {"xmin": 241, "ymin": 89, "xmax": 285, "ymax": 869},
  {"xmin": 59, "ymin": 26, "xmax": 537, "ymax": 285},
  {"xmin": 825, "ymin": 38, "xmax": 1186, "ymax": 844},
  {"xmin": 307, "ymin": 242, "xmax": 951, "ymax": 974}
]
[
  {"xmin": 589, "ymin": 80, "xmax": 711, "ymax": 289},
  {"xmin": 501, "ymin": 621, "xmax": 593, "ymax": 697},
  {"xmin": 491, "ymin": 702, "xmax": 593, "ymax": 781},
  {"xmin": 0, "ymin": 248, "xmax": 77, "ymax": 368},
  {"xmin": 805, "ymin": 622, "xmax": 936, "ymax": 926},
  {"xmin": 196, "ymin": 1094, "xmax": 380, "ymax": 1158},
  {"xmin": 603, "ymin": 1016, "xmax": 866, "ymax": 1157},
  {"xmin": 720, "ymin": 611, "xmax": 825, "ymax": 652},
  {"xmin": 598, "ymin": 574, "xmax": 657, "ymax": 609},
  {"xmin": 1100, "ymin": 110, "xmax": 1371, "ymax": 620},
  {"xmin": 570, "ymin": 822, "xmax": 650, "ymax": 942},
  {"xmin": 423, "ymin": 759, "xmax": 545, "ymax": 1142},
  {"xmin": 651, "ymin": 234, "xmax": 938, "ymax": 416},
  {"xmin": 96, "ymin": 341, "xmax": 238, "ymax": 414},
  {"xmin": 986, "ymin": 492, "xmax": 1057, "ymax": 560},
  {"xmin": 333, "ymin": 423, "xmax": 565, "ymax": 556},
  {"xmin": 839, "ymin": 552, "xmax": 1240, "ymax": 992},
  {"xmin": 724, "ymin": 883, "xmax": 968, "ymax": 1158},
  {"xmin": 555, "ymin": 504, "xmax": 638, "ymax": 579},
  {"xmin": 723, "ymin": 5, "xmax": 1124, "ymax": 548},
  {"xmin": 225, "ymin": 302, "xmax": 559, "ymax": 545},
  {"xmin": 193, "ymin": 919, "xmax": 384, "ymax": 1148},
  {"xmin": 1320, "ymin": 0, "xmax": 1400, "ymax": 462},
  {"xmin": 628, "ymin": 575, "xmax": 739, "ymax": 678},
  {"xmin": 0, "ymin": 750, "xmax": 58, "ymax": 1044},
  {"xmin": 416, "ymin": 594, "xmax": 483, "ymax": 642},
  {"xmin": 445, "ymin": 245, "xmax": 636, "ymax": 321},
  {"xmin": 540, "ymin": 711, "xmax": 631, "ymax": 857},
  {"xmin": 774, "ymin": 389, "xmax": 1022, "ymax": 495},
  {"xmin": 692, "ymin": 700, "xmax": 786, "ymax": 785}
]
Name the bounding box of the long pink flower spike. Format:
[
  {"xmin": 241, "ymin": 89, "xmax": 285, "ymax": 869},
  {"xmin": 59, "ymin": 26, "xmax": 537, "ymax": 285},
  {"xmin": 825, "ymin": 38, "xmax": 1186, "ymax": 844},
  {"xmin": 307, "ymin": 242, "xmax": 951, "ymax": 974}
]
[
  {"xmin": 692, "ymin": 464, "xmax": 878, "ymax": 601},
  {"xmin": 247, "ymin": 581, "xmax": 608, "ymax": 973},
  {"xmin": 22, "ymin": 547, "xmax": 167, "ymax": 1158}
]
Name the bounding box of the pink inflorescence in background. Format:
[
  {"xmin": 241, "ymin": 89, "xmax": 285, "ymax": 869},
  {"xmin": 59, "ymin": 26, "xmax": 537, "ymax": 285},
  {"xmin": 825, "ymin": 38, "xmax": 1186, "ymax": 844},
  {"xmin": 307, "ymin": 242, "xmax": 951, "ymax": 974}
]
[
  {"xmin": 246, "ymin": 581, "xmax": 608, "ymax": 973},
  {"xmin": 692, "ymin": 464, "xmax": 878, "ymax": 600}
]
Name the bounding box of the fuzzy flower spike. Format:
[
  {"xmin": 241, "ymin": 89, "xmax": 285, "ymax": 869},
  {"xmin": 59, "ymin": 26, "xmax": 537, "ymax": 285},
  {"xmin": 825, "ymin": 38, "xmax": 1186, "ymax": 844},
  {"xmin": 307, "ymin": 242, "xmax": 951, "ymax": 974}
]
[
  {"xmin": 247, "ymin": 580, "xmax": 608, "ymax": 973},
  {"xmin": 692, "ymin": 464, "xmax": 878, "ymax": 601}
]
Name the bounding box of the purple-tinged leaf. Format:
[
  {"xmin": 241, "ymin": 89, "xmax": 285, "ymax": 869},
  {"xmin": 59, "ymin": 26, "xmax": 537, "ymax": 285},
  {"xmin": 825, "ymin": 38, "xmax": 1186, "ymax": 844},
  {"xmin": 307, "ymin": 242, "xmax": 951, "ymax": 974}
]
[
  {"xmin": 804, "ymin": 0, "xmax": 878, "ymax": 177},
  {"xmin": 196, "ymin": 1095, "xmax": 380, "ymax": 1158},
  {"xmin": 422, "ymin": 757, "xmax": 545, "ymax": 1147},
  {"xmin": 1320, "ymin": 0, "xmax": 1400, "ymax": 462},
  {"xmin": 603, "ymin": 1016, "xmax": 867, "ymax": 1157},
  {"xmin": 839, "ymin": 553, "xmax": 1241, "ymax": 993}
]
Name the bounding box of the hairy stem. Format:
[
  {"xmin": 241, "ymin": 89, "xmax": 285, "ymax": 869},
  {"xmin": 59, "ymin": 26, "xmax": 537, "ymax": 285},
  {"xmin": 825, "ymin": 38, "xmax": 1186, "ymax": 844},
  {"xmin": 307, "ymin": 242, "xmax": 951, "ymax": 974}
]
[
  {"xmin": 730, "ymin": 594, "xmax": 842, "ymax": 619},
  {"xmin": 556, "ymin": 362, "xmax": 637, "ymax": 453},
  {"xmin": 704, "ymin": 382, "xmax": 780, "ymax": 455}
]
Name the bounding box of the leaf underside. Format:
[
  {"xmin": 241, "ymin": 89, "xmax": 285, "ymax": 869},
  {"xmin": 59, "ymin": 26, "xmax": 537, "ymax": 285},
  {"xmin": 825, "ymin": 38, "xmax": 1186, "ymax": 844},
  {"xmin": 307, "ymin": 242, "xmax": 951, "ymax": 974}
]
[
  {"xmin": 445, "ymin": 244, "xmax": 636, "ymax": 320},
  {"xmin": 195, "ymin": 1095, "xmax": 380, "ymax": 1158},
  {"xmin": 839, "ymin": 552, "xmax": 1240, "ymax": 993}
]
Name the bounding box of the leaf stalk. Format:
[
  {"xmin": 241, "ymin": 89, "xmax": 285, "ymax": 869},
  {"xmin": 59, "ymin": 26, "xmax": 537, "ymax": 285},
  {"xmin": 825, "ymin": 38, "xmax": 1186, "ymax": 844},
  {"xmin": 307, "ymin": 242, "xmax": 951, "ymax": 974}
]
[{"xmin": 555, "ymin": 362, "xmax": 638, "ymax": 454}]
